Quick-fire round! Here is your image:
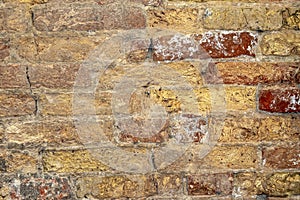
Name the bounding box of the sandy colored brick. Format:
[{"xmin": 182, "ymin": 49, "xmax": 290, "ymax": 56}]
[
  {"xmin": 0, "ymin": 65, "xmax": 28, "ymax": 88},
  {"xmin": 33, "ymin": 3, "xmax": 146, "ymax": 32},
  {"xmin": 262, "ymin": 143, "xmax": 300, "ymax": 169},
  {"xmin": 283, "ymin": 8, "xmax": 300, "ymax": 30},
  {"xmin": 261, "ymin": 31, "xmax": 300, "ymax": 56},
  {"xmin": 234, "ymin": 172, "xmax": 300, "ymax": 196},
  {"xmin": 0, "ymin": 4, "xmax": 31, "ymax": 33},
  {"xmin": 6, "ymin": 118, "xmax": 80, "ymax": 147},
  {"xmin": 202, "ymin": 145, "xmax": 258, "ymax": 169},
  {"xmin": 0, "ymin": 150, "xmax": 37, "ymax": 173},
  {"xmin": 206, "ymin": 62, "xmax": 300, "ymax": 85},
  {"xmin": 218, "ymin": 115, "xmax": 260, "ymax": 143},
  {"xmin": 148, "ymin": 8, "xmax": 200, "ymax": 33},
  {"xmin": 219, "ymin": 115, "xmax": 300, "ymax": 143},
  {"xmin": 0, "ymin": 93, "xmax": 35, "ymax": 117},
  {"xmin": 14, "ymin": 36, "xmax": 105, "ymax": 62},
  {"xmin": 43, "ymin": 150, "xmax": 109, "ymax": 173},
  {"xmin": 39, "ymin": 93, "xmax": 72, "ymax": 116},
  {"xmin": 259, "ymin": 115, "xmax": 300, "ymax": 142},
  {"xmin": 203, "ymin": 6, "xmax": 282, "ymax": 30},
  {"xmin": 76, "ymin": 175, "xmax": 157, "ymax": 199},
  {"xmin": 3, "ymin": 0, "xmax": 47, "ymax": 3},
  {"xmin": 28, "ymin": 64, "xmax": 79, "ymax": 89},
  {"xmin": 225, "ymin": 86, "xmax": 256, "ymax": 111}
]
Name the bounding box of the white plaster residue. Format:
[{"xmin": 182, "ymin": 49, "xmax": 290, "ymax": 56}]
[
  {"xmin": 154, "ymin": 34, "xmax": 199, "ymax": 60},
  {"xmin": 287, "ymin": 93, "xmax": 300, "ymax": 111}
]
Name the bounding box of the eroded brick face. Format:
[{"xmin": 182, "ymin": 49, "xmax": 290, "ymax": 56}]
[
  {"xmin": 1, "ymin": 0, "xmax": 300, "ymax": 199},
  {"xmin": 259, "ymin": 88, "xmax": 300, "ymax": 113}
]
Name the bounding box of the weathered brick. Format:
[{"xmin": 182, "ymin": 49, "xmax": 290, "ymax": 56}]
[
  {"xmin": 153, "ymin": 174, "xmax": 182, "ymax": 195},
  {"xmin": 43, "ymin": 150, "xmax": 109, "ymax": 173},
  {"xmin": 10, "ymin": 175, "xmax": 74, "ymax": 199},
  {"xmin": 0, "ymin": 150, "xmax": 37, "ymax": 173},
  {"xmin": 6, "ymin": 118, "xmax": 80, "ymax": 147},
  {"xmin": 14, "ymin": 36, "xmax": 105, "ymax": 62},
  {"xmin": 259, "ymin": 88, "xmax": 300, "ymax": 113},
  {"xmin": 33, "ymin": 4, "xmax": 145, "ymax": 32},
  {"xmin": 148, "ymin": 8, "xmax": 200, "ymax": 33},
  {"xmin": 283, "ymin": 8, "xmax": 300, "ymax": 30},
  {"xmin": 0, "ymin": 93, "xmax": 35, "ymax": 117},
  {"xmin": 153, "ymin": 32, "xmax": 257, "ymax": 61},
  {"xmin": 131, "ymin": 0, "xmax": 162, "ymax": 6},
  {"xmin": 218, "ymin": 115, "xmax": 260, "ymax": 143},
  {"xmin": 205, "ymin": 62, "xmax": 300, "ymax": 85},
  {"xmin": 0, "ymin": 38, "xmax": 9, "ymax": 61},
  {"xmin": 39, "ymin": 93, "xmax": 72, "ymax": 116},
  {"xmin": 261, "ymin": 31, "xmax": 300, "ymax": 56},
  {"xmin": 76, "ymin": 175, "xmax": 157, "ymax": 199},
  {"xmin": 234, "ymin": 172, "xmax": 300, "ymax": 196},
  {"xmin": 28, "ymin": 64, "xmax": 79, "ymax": 89},
  {"xmin": 187, "ymin": 173, "xmax": 233, "ymax": 195},
  {"xmin": 203, "ymin": 6, "xmax": 282, "ymax": 30},
  {"xmin": 0, "ymin": 122, "xmax": 4, "ymax": 143},
  {"xmin": 0, "ymin": 4, "xmax": 31, "ymax": 33},
  {"xmin": 259, "ymin": 115, "xmax": 300, "ymax": 142},
  {"xmin": 202, "ymin": 145, "xmax": 258, "ymax": 169},
  {"xmin": 3, "ymin": 0, "xmax": 47, "ymax": 3},
  {"xmin": 0, "ymin": 65, "xmax": 28, "ymax": 88},
  {"xmin": 195, "ymin": 32, "xmax": 257, "ymax": 59},
  {"xmin": 262, "ymin": 143, "xmax": 300, "ymax": 169},
  {"xmin": 219, "ymin": 115, "xmax": 300, "ymax": 143},
  {"xmin": 225, "ymin": 86, "xmax": 256, "ymax": 111}
]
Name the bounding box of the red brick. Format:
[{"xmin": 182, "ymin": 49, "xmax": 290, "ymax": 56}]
[
  {"xmin": 0, "ymin": 38, "xmax": 9, "ymax": 61},
  {"xmin": 153, "ymin": 32, "xmax": 257, "ymax": 61},
  {"xmin": 33, "ymin": 4, "xmax": 146, "ymax": 32},
  {"xmin": 262, "ymin": 143, "xmax": 300, "ymax": 169},
  {"xmin": 196, "ymin": 32, "xmax": 257, "ymax": 58},
  {"xmin": 0, "ymin": 93, "xmax": 35, "ymax": 117},
  {"xmin": 205, "ymin": 62, "xmax": 300, "ymax": 85},
  {"xmin": 28, "ymin": 64, "xmax": 79, "ymax": 89},
  {"xmin": 259, "ymin": 88, "xmax": 300, "ymax": 113},
  {"xmin": 187, "ymin": 173, "xmax": 233, "ymax": 195},
  {"xmin": 0, "ymin": 65, "xmax": 28, "ymax": 88}
]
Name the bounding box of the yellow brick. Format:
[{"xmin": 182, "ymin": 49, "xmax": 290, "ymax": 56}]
[{"xmin": 43, "ymin": 150, "xmax": 109, "ymax": 173}]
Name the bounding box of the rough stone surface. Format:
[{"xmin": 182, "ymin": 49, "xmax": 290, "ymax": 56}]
[
  {"xmin": 42, "ymin": 150, "xmax": 109, "ymax": 173},
  {"xmin": 261, "ymin": 31, "xmax": 300, "ymax": 56},
  {"xmin": 259, "ymin": 88, "xmax": 300, "ymax": 113},
  {"xmin": 14, "ymin": 36, "xmax": 105, "ymax": 62},
  {"xmin": 33, "ymin": 4, "xmax": 146, "ymax": 32},
  {"xmin": 28, "ymin": 64, "xmax": 79, "ymax": 89},
  {"xmin": 6, "ymin": 118, "xmax": 80, "ymax": 147},
  {"xmin": 0, "ymin": 38, "xmax": 9, "ymax": 61},
  {"xmin": 219, "ymin": 115, "xmax": 300, "ymax": 143},
  {"xmin": 187, "ymin": 173, "xmax": 233, "ymax": 195},
  {"xmin": 0, "ymin": 4, "xmax": 30, "ymax": 33},
  {"xmin": 10, "ymin": 175, "xmax": 75, "ymax": 199},
  {"xmin": 76, "ymin": 175, "xmax": 157, "ymax": 199},
  {"xmin": 0, "ymin": 65, "xmax": 28, "ymax": 88},
  {"xmin": 0, "ymin": 93, "xmax": 35, "ymax": 117},
  {"xmin": 148, "ymin": 8, "xmax": 199, "ymax": 33},
  {"xmin": 262, "ymin": 143, "xmax": 300, "ymax": 169},
  {"xmin": 205, "ymin": 62, "xmax": 300, "ymax": 85},
  {"xmin": 234, "ymin": 172, "xmax": 300, "ymax": 196},
  {"xmin": 203, "ymin": 6, "xmax": 282, "ymax": 31},
  {"xmin": 283, "ymin": 8, "xmax": 300, "ymax": 30},
  {"xmin": 225, "ymin": 86, "xmax": 256, "ymax": 111},
  {"xmin": 153, "ymin": 32, "xmax": 257, "ymax": 60},
  {"xmin": 1, "ymin": 0, "xmax": 300, "ymax": 199}
]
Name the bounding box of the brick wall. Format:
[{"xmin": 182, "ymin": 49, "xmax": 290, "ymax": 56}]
[{"xmin": 0, "ymin": 0, "xmax": 299, "ymax": 199}]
